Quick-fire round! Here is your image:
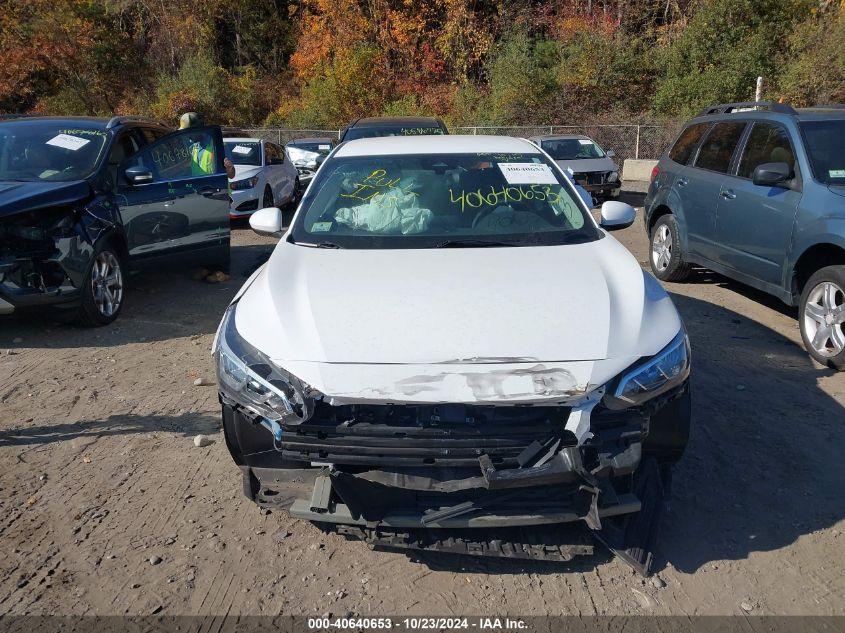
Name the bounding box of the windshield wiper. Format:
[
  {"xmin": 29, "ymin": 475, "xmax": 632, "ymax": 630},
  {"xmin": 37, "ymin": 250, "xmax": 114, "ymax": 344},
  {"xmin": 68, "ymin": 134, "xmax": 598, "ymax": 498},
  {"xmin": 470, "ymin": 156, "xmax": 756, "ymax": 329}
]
[
  {"xmin": 294, "ymin": 240, "xmax": 343, "ymax": 249},
  {"xmin": 434, "ymin": 239, "xmax": 516, "ymax": 248}
]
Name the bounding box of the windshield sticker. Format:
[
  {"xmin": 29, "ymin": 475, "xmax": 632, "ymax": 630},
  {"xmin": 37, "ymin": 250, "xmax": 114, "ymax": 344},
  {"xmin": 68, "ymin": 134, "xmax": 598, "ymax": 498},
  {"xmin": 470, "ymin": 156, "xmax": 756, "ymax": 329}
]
[
  {"xmin": 578, "ymin": 139, "xmax": 592, "ymax": 145},
  {"xmin": 498, "ymin": 163, "xmax": 558, "ymax": 185},
  {"xmin": 231, "ymin": 145, "xmax": 253, "ymax": 155},
  {"xmin": 311, "ymin": 221, "xmax": 333, "ymax": 232},
  {"xmin": 829, "ymin": 169, "xmax": 845, "ymax": 178},
  {"xmin": 449, "ymin": 185, "xmax": 562, "ymax": 213},
  {"xmin": 46, "ymin": 133, "xmax": 90, "ymax": 151},
  {"xmin": 318, "ymin": 144, "xmax": 330, "ymax": 150}
]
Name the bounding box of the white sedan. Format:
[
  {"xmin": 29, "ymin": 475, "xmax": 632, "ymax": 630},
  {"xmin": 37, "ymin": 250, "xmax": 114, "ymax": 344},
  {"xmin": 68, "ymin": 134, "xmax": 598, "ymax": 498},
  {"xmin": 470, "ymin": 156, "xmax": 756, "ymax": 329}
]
[
  {"xmin": 224, "ymin": 137, "xmax": 299, "ymax": 218},
  {"xmin": 214, "ymin": 135, "xmax": 691, "ymax": 573}
]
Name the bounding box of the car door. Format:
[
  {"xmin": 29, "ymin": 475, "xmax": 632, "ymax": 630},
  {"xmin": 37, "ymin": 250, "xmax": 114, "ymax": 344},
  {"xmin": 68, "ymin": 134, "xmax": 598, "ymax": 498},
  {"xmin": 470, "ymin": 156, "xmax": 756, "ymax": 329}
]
[
  {"xmin": 679, "ymin": 120, "xmax": 748, "ymax": 261},
  {"xmin": 117, "ymin": 126, "xmax": 229, "ymax": 260},
  {"xmin": 714, "ymin": 121, "xmax": 802, "ymax": 286},
  {"xmin": 263, "ymin": 142, "xmax": 282, "ymax": 201}
]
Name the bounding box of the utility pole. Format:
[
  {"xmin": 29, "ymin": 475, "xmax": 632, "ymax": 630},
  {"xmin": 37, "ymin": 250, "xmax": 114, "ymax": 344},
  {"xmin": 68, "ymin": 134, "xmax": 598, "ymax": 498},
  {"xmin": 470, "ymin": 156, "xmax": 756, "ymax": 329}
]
[{"xmin": 755, "ymin": 76, "xmax": 764, "ymax": 102}]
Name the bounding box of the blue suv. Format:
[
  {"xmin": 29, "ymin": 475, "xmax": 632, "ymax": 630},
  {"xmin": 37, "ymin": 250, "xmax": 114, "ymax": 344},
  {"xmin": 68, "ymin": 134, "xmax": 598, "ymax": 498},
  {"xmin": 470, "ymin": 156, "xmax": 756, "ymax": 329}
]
[
  {"xmin": 644, "ymin": 102, "xmax": 845, "ymax": 369},
  {"xmin": 0, "ymin": 116, "xmax": 230, "ymax": 325}
]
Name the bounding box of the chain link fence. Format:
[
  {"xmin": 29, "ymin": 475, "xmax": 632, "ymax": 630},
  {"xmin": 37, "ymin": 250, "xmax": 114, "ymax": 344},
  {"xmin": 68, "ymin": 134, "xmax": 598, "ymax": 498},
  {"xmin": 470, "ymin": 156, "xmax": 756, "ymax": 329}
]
[{"xmin": 243, "ymin": 123, "xmax": 681, "ymax": 163}]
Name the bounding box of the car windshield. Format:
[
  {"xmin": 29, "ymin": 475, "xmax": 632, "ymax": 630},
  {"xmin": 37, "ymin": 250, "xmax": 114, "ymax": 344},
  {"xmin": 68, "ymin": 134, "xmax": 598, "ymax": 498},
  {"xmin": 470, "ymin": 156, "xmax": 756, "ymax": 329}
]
[
  {"xmin": 224, "ymin": 141, "xmax": 262, "ymax": 166},
  {"xmin": 541, "ymin": 138, "xmax": 605, "ymax": 160},
  {"xmin": 0, "ymin": 121, "xmax": 109, "ymax": 182},
  {"xmin": 290, "ymin": 152, "xmax": 600, "ymax": 249},
  {"xmin": 289, "ymin": 141, "xmax": 332, "ymax": 155},
  {"xmin": 800, "ymin": 120, "xmax": 845, "ymax": 185},
  {"xmin": 343, "ymin": 125, "xmax": 445, "ymax": 141}
]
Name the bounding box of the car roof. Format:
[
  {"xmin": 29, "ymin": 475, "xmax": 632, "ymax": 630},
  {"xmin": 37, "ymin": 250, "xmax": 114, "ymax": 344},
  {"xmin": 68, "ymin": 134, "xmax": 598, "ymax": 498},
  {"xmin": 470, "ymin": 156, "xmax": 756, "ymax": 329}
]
[
  {"xmin": 287, "ymin": 137, "xmax": 334, "ymax": 144},
  {"xmin": 223, "ymin": 137, "xmax": 263, "ymax": 143},
  {"xmin": 349, "ymin": 116, "xmax": 442, "ymax": 128},
  {"xmin": 0, "ymin": 115, "xmax": 110, "ymax": 128},
  {"xmin": 335, "ymin": 134, "xmax": 538, "ymax": 157},
  {"xmin": 530, "ymin": 134, "xmax": 593, "ymax": 142}
]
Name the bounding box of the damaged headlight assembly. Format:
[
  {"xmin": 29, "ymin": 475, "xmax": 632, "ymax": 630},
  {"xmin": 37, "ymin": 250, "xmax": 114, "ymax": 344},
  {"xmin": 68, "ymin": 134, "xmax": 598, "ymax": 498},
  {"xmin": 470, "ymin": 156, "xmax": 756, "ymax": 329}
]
[
  {"xmin": 605, "ymin": 329, "xmax": 690, "ymax": 408},
  {"xmin": 214, "ymin": 303, "xmax": 314, "ymax": 438}
]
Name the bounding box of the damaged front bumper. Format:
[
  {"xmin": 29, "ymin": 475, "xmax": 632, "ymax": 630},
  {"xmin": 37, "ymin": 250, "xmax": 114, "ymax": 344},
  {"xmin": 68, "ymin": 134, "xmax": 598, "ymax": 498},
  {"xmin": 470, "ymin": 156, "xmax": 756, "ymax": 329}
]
[
  {"xmin": 0, "ymin": 208, "xmax": 95, "ymax": 313},
  {"xmin": 223, "ymin": 382, "xmax": 689, "ymax": 571}
]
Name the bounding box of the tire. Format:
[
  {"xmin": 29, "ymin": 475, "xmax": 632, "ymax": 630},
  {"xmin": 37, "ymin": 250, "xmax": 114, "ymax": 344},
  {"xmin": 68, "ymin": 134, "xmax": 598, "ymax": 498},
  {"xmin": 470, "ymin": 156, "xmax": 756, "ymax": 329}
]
[
  {"xmin": 75, "ymin": 238, "xmax": 125, "ymax": 326},
  {"xmin": 262, "ymin": 185, "xmax": 274, "ymax": 209},
  {"xmin": 798, "ymin": 265, "xmax": 845, "ymax": 370},
  {"xmin": 649, "ymin": 214, "xmax": 691, "ymax": 282}
]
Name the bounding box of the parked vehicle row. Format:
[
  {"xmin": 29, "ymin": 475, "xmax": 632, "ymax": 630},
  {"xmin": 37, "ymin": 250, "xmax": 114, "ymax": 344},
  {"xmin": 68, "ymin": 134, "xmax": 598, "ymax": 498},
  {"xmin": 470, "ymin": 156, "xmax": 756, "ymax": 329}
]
[{"xmin": 645, "ymin": 101, "xmax": 845, "ymax": 369}]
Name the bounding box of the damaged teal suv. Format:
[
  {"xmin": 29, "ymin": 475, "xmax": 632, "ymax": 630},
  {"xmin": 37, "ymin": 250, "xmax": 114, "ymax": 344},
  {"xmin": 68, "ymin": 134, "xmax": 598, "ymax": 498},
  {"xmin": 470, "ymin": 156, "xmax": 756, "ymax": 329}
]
[{"xmin": 645, "ymin": 102, "xmax": 845, "ymax": 369}]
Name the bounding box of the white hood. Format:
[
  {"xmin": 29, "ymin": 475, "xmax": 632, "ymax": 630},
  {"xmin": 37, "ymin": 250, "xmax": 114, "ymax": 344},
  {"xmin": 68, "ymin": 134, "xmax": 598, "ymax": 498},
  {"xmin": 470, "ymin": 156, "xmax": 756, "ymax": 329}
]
[{"xmin": 233, "ymin": 235, "xmax": 682, "ymax": 404}]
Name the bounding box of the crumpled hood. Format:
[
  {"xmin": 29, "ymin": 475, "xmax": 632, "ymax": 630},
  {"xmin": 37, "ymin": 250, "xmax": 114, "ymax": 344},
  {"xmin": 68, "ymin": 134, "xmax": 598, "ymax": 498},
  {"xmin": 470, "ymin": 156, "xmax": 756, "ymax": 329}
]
[
  {"xmin": 233, "ymin": 236, "xmax": 682, "ymax": 402},
  {"xmin": 0, "ymin": 179, "xmax": 90, "ymax": 218},
  {"xmin": 231, "ymin": 165, "xmax": 262, "ymax": 182},
  {"xmin": 555, "ymin": 156, "xmax": 619, "ymax": 174}
]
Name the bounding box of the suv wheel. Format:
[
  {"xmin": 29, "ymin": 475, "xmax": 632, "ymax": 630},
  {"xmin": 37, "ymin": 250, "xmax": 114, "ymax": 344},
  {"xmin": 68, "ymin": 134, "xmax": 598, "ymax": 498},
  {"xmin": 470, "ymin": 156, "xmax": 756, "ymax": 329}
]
[
  {"xmin": 649, "ymin": 215, "xmax": 691, "ymax": 282},
  {"xmin": 76, "ymin": 239, "xmax": 125, "ymax": 326},
  {"xmin": 799, "ymin": 265, "xmax": 845, "ymax": 370}
]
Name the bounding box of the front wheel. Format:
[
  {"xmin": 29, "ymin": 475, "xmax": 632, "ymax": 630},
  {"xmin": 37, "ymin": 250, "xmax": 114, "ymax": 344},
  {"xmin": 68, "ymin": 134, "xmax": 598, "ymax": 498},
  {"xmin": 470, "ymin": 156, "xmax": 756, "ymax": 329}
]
[
  {"xmin": 76, "ymin": 239, "xmax": 125, "ymax": 326},
  {"xmin": 262, "ymin": 185, "xmax": 274, "ymax": 209},
  {"xmin": 799, "ymin": 265, "xmax": 845, "ymax": 370},
  {"xmin": 649, "ymin": 215, "xmax": 691, "ymax": 282}
]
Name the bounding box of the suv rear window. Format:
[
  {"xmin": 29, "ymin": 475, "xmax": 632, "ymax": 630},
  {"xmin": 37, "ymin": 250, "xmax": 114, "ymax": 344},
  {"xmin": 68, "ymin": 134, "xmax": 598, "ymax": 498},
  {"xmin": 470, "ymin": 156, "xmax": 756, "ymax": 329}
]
[
  {"xmin": 668, "ymin": 123, "xmax": 708, "ymax": 165},
  {"xmin": 694, "ymin": 121, "xmax": 747, "ymax": 173}
]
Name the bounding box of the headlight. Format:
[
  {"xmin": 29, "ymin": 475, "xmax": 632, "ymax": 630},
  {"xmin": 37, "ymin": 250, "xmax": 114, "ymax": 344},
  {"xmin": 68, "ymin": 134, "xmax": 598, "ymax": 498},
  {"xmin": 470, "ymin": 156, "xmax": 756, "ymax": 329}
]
[
  {"xmin": 230, "ymin": 176, "xmax": 259, "ymax": 191},
  {"xmin": 608, "ymin": 171, "xmax": 619, "ymax": 183},
  {"xmin": 214, "ymin": 303, "xmax": 314, "ymax": 425},
  {"xmin": 606, "ymin": 329, "xmax": 690, "ymax": 408}
]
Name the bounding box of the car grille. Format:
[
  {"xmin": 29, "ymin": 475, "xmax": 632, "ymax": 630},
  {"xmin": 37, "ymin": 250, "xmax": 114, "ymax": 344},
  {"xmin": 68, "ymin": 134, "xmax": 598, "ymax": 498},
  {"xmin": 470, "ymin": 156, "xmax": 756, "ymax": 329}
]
[
  {"xmin": 572, "ymin": 171, "xmax": 612, "ymax": 185},
  {"xmin": 278, "ymin": 403, "xmax": 574, "ymax": 468}
]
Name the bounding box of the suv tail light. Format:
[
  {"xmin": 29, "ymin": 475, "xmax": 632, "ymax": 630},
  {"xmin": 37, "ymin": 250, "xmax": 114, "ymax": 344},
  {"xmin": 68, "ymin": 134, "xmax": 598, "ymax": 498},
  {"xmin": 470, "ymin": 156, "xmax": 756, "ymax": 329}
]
[{"xmin": 650, "ymin": 165, "xmax": 660, "ymax": 183}]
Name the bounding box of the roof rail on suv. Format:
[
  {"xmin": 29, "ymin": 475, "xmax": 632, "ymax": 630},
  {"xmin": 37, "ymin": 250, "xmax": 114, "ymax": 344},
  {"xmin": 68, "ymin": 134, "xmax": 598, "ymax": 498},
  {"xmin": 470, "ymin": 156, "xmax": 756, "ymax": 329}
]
[
  {"xmin": 105, "ymin": 115, "xmax": 163, "ymax": 129},
  {"xmin": 698, "ymin": 101, "xmax": 798, "ymax": 116}
]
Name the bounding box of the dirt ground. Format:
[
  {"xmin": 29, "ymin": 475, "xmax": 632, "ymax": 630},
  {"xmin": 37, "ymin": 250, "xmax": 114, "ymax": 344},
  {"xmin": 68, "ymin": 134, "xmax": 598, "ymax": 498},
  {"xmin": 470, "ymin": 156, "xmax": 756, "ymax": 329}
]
[{"xmin": 1, "ymin": 190, "xmax": 844, "ymax": 617}]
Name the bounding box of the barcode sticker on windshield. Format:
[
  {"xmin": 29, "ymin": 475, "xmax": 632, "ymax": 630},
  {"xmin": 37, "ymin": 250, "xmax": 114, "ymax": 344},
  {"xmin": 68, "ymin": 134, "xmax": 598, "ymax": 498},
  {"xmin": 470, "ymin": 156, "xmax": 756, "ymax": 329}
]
[
  {"xmin": 578, "ymin": 139, "xmax": 592, "ymax": 145},
  {"xmin": 829, "ymin": 169, "xmax": 845, "ymax": 178},
  {"xmin": 319, "ymin": 144, "xmax": 330, "ymax": 150},
  {"xmin": 498, "ymin": 162, "xmax": 558, "ymax": 185},
  {"xmin": 46, "ymin": 134, "xmax": 90, "ymax": 151},
  {"xmin": 231, "ymin": 145, "xmax": 253, "ymax": 155}
]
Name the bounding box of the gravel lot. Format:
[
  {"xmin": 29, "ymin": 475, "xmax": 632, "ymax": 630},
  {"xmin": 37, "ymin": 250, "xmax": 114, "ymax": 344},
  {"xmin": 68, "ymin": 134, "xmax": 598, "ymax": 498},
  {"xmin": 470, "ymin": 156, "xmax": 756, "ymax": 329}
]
[{"xmin": 1, "ymin": 189, "xmax": 843, "ymax": 616}]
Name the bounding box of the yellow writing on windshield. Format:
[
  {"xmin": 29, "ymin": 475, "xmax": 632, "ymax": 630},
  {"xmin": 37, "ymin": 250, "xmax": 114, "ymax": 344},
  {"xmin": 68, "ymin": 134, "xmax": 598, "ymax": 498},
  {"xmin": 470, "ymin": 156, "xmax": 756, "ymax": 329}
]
[
  {"xmin": 340, "ymin": 169, "xmax": 417, "ymax": 203},
  {"xmin": 449, "ymin": 184, "xmax": 561, "ymax": 213}
]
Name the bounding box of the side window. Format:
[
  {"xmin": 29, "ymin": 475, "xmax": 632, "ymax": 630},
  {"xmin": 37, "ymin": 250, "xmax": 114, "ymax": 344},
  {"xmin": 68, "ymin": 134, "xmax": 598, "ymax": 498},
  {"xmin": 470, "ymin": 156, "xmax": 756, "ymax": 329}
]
[
  {"xmin": 122, "ymin": 128, "xmax": 218, "ymax": 182},
  {"xmin": 107, "ymin": 133, "xmax": 139, "ymax": 187},
  {"xmin": 273, "ymin": 144, "xmax": 286, "ymax": 163},
  {"xmin": 694, "ymin": 121, "xmax": 747, "ymax": 174},
  {"xmin": 738, "ymin": 122, "xmax": 795, "ymax": 178},
  {"xmin": 668, "ymin": 123, "xmax": 708, "ymax": 165},
  {"xmin": 263, "ymin": 143, "xmax": 272, "ymax": 166},
  {"xmin": 140, "ymin": 128, "xmax": 168, "ymax": 145}
]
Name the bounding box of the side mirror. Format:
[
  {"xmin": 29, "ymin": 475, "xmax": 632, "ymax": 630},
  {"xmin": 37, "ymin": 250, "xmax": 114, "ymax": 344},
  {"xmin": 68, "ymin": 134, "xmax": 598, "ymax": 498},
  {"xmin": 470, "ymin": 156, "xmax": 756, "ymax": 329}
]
[
  {"xmin": 125, "ymin": 165, "xmax": 153, "ymax": 185},
  {"xmin": 606, "ymin": 150, "xmax": 615, "ymax": 158},
  {"xmin": 249, "ymin": 207, "xmax": 283, "ymax": 236},
  {"xmin": 599, "ymin": 201, "xmax": 636, "ymax": 231},
  {"xmin": 752, "ymin": 162, "xmax": 791, "ymax": 187}
]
